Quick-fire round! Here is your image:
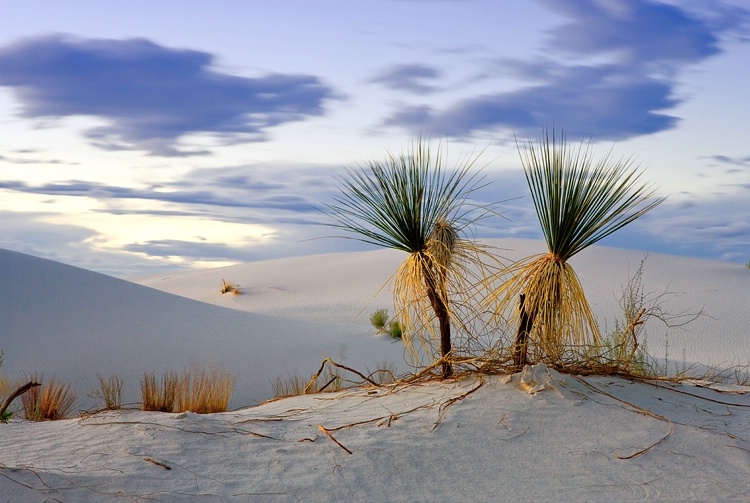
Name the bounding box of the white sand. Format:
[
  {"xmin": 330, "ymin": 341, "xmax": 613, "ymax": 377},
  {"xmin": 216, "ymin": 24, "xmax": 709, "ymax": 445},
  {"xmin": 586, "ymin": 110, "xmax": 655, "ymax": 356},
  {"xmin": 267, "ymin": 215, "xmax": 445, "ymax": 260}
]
[{"xmin": 1, "ymin": 239, "xmax": 749, "ymax": 501}]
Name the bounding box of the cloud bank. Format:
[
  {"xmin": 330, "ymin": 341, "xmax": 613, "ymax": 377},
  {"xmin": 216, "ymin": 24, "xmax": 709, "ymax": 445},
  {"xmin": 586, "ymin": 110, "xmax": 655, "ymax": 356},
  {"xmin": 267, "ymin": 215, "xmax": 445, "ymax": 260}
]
[
  {"xmin": 0, "ymin": 36, "xmax": 335, "ymax": 156},
  {"xmin": 380, "ymin": 0, "xmax": 744, "ymax": 141}
]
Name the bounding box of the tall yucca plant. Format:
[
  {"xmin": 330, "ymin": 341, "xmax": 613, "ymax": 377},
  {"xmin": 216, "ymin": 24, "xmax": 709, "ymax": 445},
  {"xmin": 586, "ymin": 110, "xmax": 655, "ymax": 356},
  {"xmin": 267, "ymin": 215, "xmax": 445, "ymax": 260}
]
[
  {"xmin": 492, "ymin": 129, "xmax": 665, "ymax": 368},
  {"xmin": 326, "ymin": 138, "xmax": 494, "ymax": 378}
]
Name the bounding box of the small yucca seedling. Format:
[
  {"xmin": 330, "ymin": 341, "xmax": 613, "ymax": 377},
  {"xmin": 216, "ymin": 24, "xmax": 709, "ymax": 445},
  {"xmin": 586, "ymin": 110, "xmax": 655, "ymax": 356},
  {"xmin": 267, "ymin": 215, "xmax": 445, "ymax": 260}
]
[
  {"xmin": 22, "ymin": 377, "xmax": 77, "ymax": 421},
  {"xmin": 370, "ymin": 308, "xmax": 389, "ymax": 331},
  {"xmin": 387, "ymin": 320, "xmax": 403, "ymax": 339},
  {"xmin": 221, "ymin": 279, "xmax": 240, "ymax": 295}
]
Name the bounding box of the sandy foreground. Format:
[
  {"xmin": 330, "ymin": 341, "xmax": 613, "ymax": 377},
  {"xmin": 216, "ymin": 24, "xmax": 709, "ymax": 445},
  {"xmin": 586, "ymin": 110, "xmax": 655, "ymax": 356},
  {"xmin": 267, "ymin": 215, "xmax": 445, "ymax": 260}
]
[{"xmin": 1, "ymin": 238, "xmax": 749, "ymax": 501}]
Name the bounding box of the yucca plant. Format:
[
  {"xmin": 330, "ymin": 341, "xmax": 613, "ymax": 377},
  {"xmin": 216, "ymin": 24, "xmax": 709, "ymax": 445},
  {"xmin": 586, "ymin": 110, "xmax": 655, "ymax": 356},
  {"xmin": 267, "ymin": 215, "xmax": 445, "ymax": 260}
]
[
  {"xmin": 491, "ymin": 129, "xmax": 665, "ymax": 369},
  {"xmin": 326, "ymin": 138, "xmax": 496, "ymax": 377}
]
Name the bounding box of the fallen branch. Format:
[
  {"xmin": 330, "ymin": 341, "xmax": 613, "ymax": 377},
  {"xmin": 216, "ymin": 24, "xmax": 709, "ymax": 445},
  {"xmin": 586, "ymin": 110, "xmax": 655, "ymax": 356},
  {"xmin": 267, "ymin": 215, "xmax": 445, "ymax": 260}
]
[
  {"xmin": 144, "ymin": 457, "xmax": 172, "ymax": 470},
  {"xmin": 304, "ymin": 358, "xmax": 383, "ymax": 394},
  {"xmin": 0, "ymin": 381, "xmax": 41, "ymax": 418},
  {"xmin": 318, "ymin": 424, "xmax": 352, "ymax": 455}
]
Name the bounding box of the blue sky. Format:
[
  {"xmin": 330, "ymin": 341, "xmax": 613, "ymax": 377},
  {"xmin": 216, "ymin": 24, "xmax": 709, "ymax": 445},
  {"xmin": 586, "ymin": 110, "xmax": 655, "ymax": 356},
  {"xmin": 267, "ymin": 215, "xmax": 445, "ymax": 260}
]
[{"xmin": 0, "ymin": 0, "xmax": 748, "ymax": 276}]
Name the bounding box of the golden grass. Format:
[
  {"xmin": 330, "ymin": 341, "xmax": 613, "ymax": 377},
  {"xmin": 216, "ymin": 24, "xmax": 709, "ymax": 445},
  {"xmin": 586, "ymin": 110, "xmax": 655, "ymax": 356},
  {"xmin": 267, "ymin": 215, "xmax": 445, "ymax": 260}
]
[
  {"xmin": 95, "ymin": 373, "xmax": 124, "ymax": 410},
  {"xmin": 141, "ymin": 371, "xmax": 179, "ymax": 412},
  {"xmin": 21, "ymin": 376, "xmax": 77, "ymax": 421},
  {"xmin": 176, "ymin": 367, "xmax": 233, "ymax": 414},
  {"xmin": 142, "ymin": 367, "xmax": 233, "ymax": 413}
]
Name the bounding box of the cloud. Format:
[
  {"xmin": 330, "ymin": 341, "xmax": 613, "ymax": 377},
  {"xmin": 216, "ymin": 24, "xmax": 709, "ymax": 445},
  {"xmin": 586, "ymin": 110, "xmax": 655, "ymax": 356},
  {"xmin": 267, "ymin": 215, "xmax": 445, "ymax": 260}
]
[
  {"xmin": 383, "ymin": 0, "xmax": 745, "ymax": 141},
  {"xmin": 370, "ymin": 64, "xmax": 442, "ymax": 93},
  {"xmin": 538, "ymin": 0, "xmax": 721, "ymax": 64},
  {"xmin": 0, "ymin": 35, "xmax": 336, "ymax": 156},
  {"xmin": 0, "ymin": 163, "xmax": 342, "ymax": 230},
  {"xmin": 385, "ymin": 64, "xmax": 679, "ymax": 140}
]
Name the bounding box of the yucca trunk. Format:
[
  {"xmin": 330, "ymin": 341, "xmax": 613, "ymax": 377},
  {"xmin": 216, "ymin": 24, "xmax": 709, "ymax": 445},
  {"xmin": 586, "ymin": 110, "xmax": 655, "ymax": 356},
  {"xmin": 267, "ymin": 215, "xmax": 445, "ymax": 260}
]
[{"xmin": 421, "ymin": 255, "xmax": 452, "ymax": 378}]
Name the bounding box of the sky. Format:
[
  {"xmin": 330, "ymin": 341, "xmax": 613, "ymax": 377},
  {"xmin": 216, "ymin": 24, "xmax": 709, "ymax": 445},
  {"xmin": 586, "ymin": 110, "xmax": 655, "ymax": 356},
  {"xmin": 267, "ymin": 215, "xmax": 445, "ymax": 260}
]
[{"xmin": 0, "ymin": 0, "xmax": 748, "ymax": 277}]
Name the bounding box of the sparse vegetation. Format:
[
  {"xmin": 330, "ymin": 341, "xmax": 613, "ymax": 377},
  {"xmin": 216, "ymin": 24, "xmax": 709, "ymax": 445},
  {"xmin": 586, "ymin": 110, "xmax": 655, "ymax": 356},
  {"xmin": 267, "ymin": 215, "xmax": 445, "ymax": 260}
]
[
  {"xmin": 21, "ymin": 376, "xmax": 77, "ymax": 421},
  {"xmin": 221, "ymin": 279, "xmax": 240, "ymax": 295},
  {"xmin": 272, "ymin": 359, "xmax": 399, "ymax": 398},
  {"xmin": 488, "ymin": 129, "xmax": 665, "ymax": 371},
  {"xmin": 92, "ymin": 373, "xmax": 124, "ymax": 410}
]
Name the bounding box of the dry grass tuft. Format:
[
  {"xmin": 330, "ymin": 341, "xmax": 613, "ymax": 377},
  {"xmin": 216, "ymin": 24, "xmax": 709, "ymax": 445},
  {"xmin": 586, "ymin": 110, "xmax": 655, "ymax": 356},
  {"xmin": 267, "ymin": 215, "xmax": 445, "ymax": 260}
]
[
  {"xmin": 141, "ymin": 372, "xmax": 179, "ymax": 412},
  {"xmin": 221, "ymin": 279, "xmax": 240, "ymax": 295},
  {"xmin": 22, "ymin": 376, "xmax": 77, "ymax": 421},
  {"xmin": 142, "ymin": 368, "xmax": 233, "ymax": 413},
  {"xmin": 176, "ymin": 367, "xmax": 233, "ymax": 413},
  {"xmin": 93, "ymin": 373, "xmax": 124, "ymax": 410}
]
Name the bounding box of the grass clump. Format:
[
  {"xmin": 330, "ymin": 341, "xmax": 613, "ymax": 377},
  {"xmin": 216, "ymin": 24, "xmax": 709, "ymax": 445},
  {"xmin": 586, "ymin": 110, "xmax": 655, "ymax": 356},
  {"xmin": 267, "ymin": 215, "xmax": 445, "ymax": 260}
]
[
  {"xmin": 21, "ymin": 376, "xmax": 77, "ymax": 421},
  {"xmin": 176, "ymin": 368, "xmax": 233, "ymax": 414},
  {"xmin": 92, "ymin": 374, "xmax": 124, "ymax": 410},
  {"xmin": 142, "ymin": 367, "xmax": 234, "ymax": 413},
  {"xmin": 141, "ymin": 372, "xmax": 179, "ymax": 412}
]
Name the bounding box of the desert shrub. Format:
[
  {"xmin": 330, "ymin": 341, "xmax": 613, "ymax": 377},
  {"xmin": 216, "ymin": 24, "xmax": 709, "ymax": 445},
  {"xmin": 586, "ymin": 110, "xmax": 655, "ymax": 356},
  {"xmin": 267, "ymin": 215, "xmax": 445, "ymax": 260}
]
[
  {"xmin": 22, "ymin": 376, "xmax": 77, "ymax": 421},
  {"xmin": 221, "ymin": 279, "xmax": 240, "ymax": 295},
  {"xmin": 93, "ymin": 374, "xmax": 124, "ymax": 410},
  {"xmin": 175, "ymin": 368, "xmax": 233, "ymax": 413},
  {"xmin": 571, "ymin": 257, "xmax": 701, "ymax": 377},
  {"xmin": 370, "ymin": 308, "xmax": 389, "ymax": 331},
  {"xmin": 141, "ymin": 372, "xmax": 179, "ymax": 412}
]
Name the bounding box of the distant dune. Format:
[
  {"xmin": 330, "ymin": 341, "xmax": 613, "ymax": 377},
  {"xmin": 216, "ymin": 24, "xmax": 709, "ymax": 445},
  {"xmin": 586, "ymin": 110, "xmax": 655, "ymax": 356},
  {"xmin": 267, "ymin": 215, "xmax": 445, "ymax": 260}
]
[{"xmin": 1, "ymin": 239, "xmax": 748, "ymax": 411}]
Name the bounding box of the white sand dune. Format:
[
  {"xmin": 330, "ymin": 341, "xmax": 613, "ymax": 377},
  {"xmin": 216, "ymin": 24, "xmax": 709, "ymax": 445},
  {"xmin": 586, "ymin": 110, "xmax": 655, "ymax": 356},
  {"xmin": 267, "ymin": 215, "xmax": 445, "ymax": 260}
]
[
  {"xmin": 0, "ymin": 248, "xmax": 405, "ymax": 409},
  {"xmin": 1, "ymin": 240, "xmax": 749, "ymax": 501}
]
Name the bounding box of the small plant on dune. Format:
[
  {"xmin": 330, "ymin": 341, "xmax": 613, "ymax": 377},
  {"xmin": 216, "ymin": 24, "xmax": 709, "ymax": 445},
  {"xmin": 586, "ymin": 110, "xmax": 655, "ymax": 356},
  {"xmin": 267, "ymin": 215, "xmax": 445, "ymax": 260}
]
[
  {"xmin": 387, "ymin": 319, "xmax": 403, "ymax": 339},
  {"xmin": 92, "ymin": 373, "xmax": 124, "ymax": 410},
  {"xmin": 370, "ymin": 308, "xmax": 389, "ymax": 331},
  {"xmin": 327, "ymin": 137, "xmax": 498, "ymax": 377},
  {"xmin": 488, "ymin": 128, "xmax": 665, "ymax": 371},
  {"xmin": 176, "ymin": 367, "xmax": 233, "ymax": 414},
  {"xmin": 221, "ymin": 279, "xmax": 240, "ymax": 295},
  {"xmin": 369, "ymin": 308, "xmax": 403, "ymax": 339},
  {"xmin": 21, "ymin": 376, "xmax": 77, "ymax": 421},
  {"xmin": 141, "ymin": 372, "xmax": 179, "ymax": 412}
]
